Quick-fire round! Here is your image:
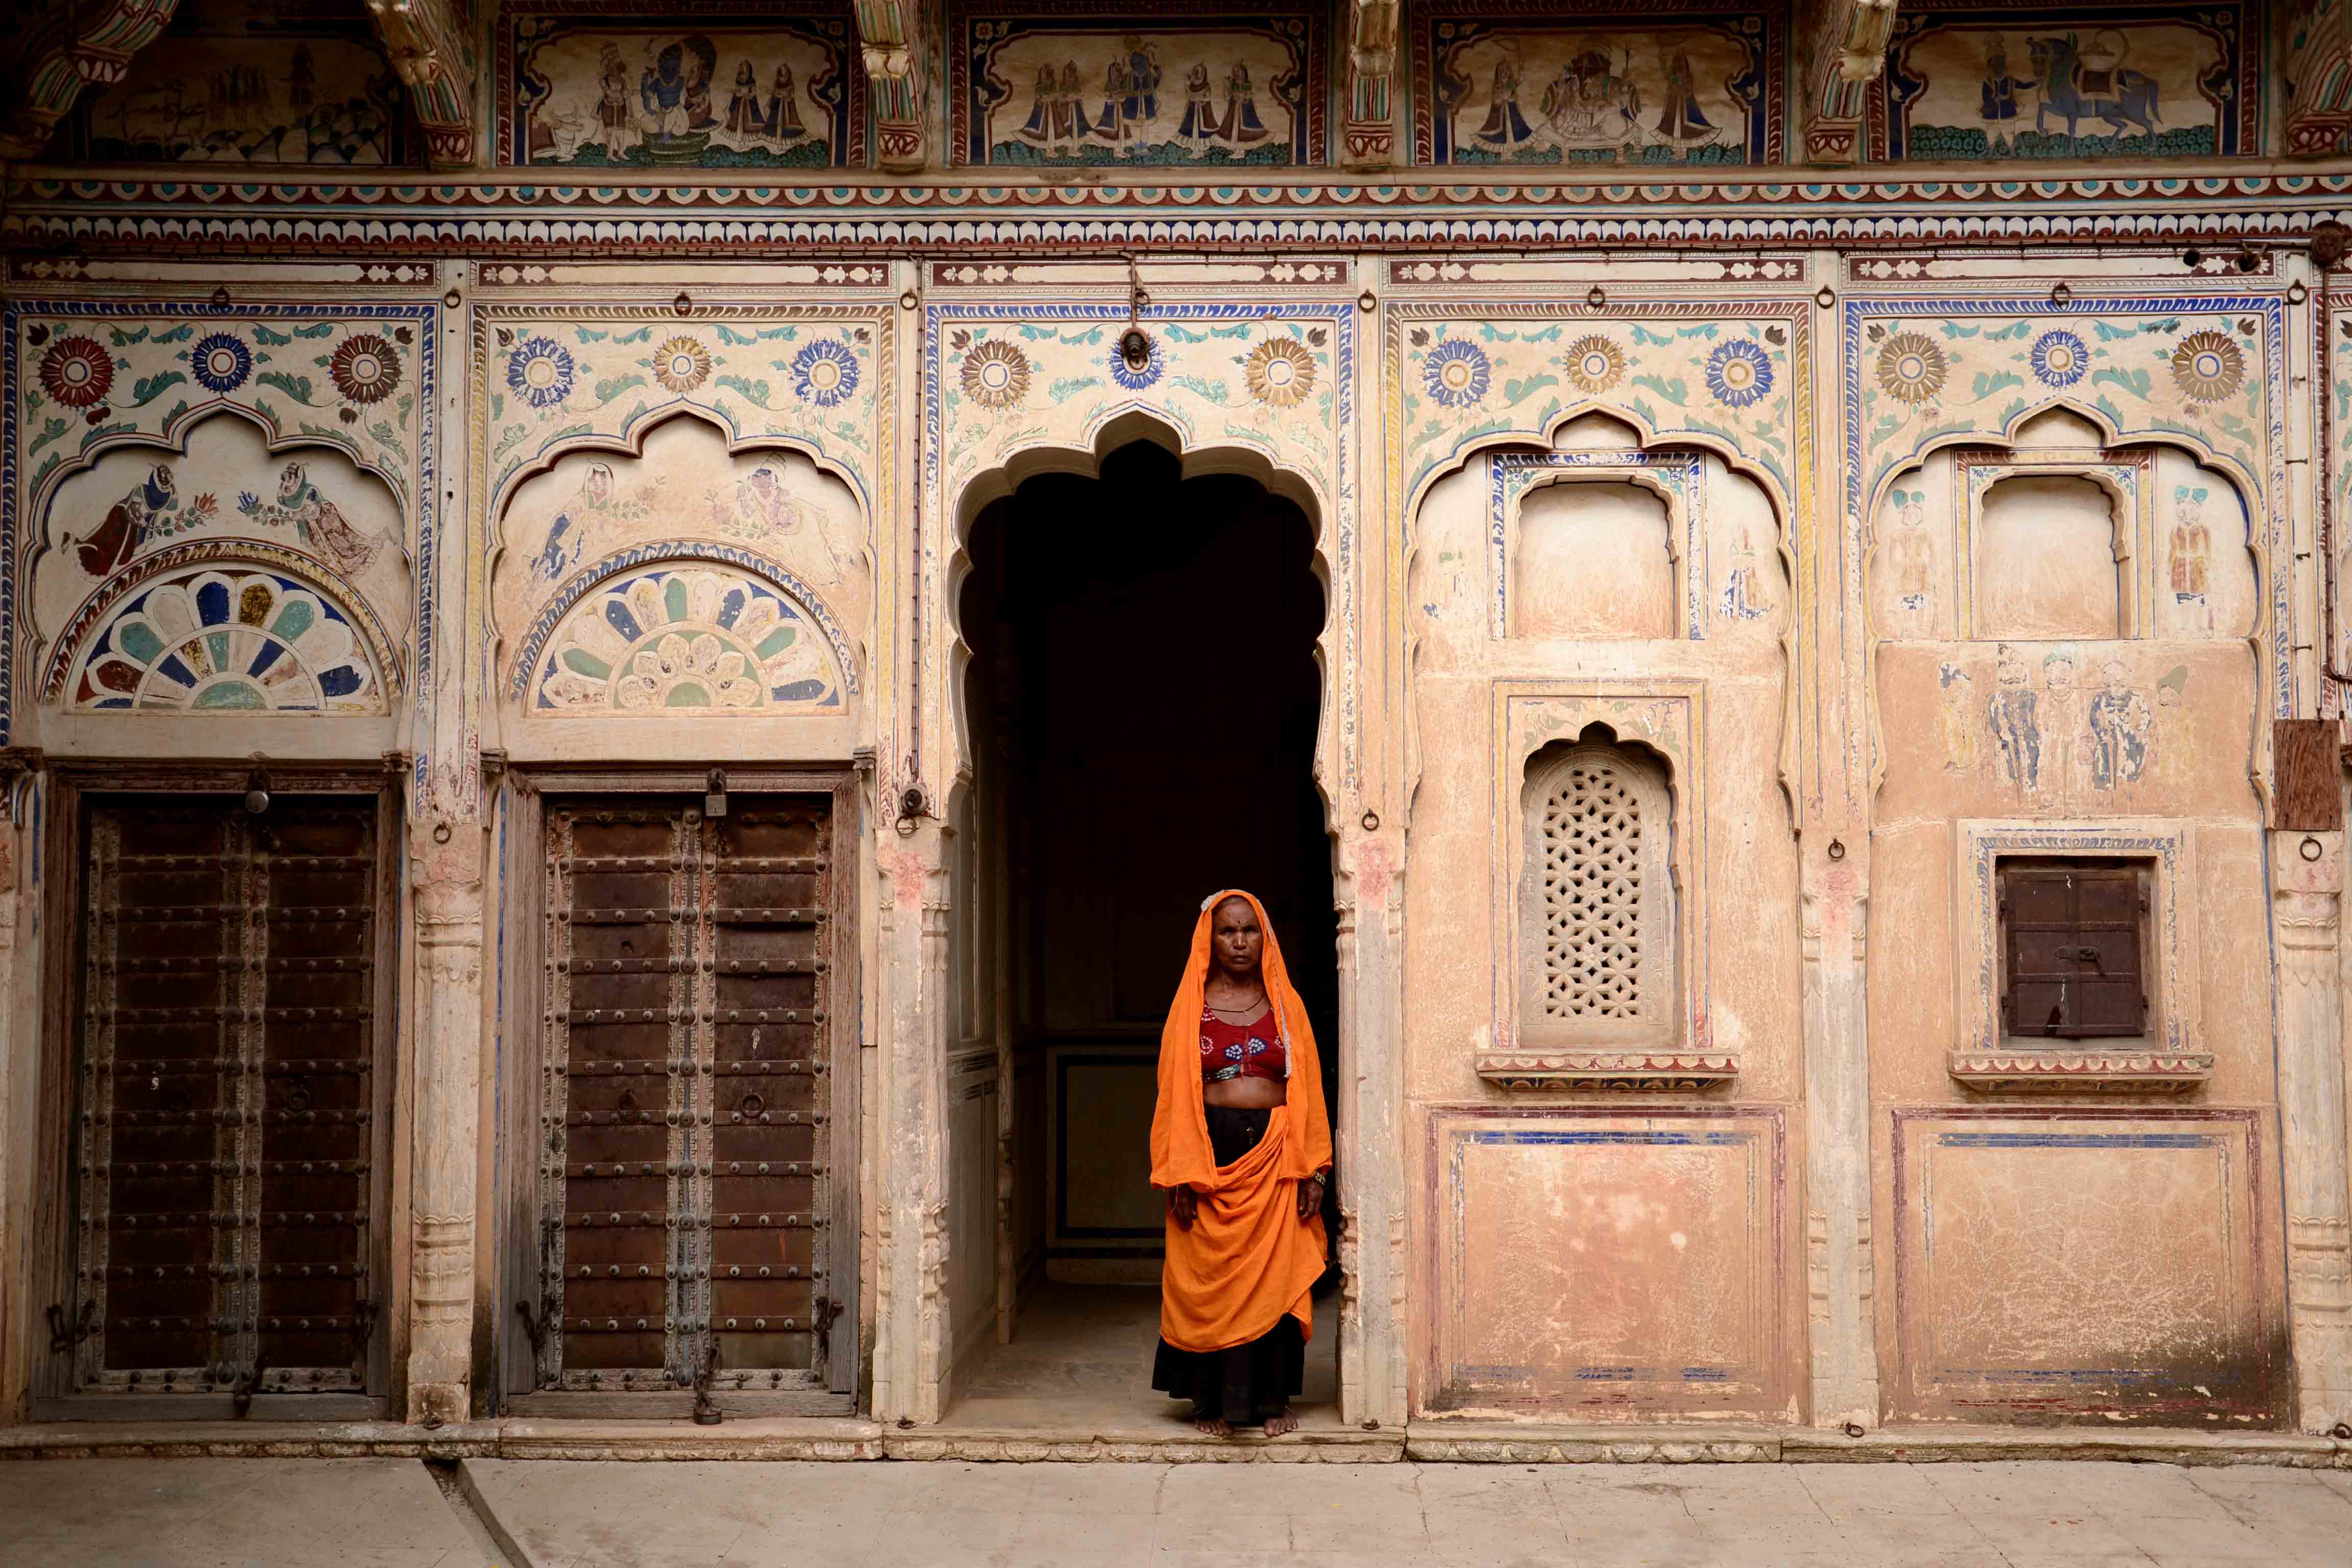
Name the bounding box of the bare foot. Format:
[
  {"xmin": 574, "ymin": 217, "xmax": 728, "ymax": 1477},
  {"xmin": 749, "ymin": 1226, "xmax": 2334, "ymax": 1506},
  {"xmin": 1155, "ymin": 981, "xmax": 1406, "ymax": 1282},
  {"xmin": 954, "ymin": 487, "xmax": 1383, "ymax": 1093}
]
[
  {"xmin": 1263, "ymin": 1407, "xmax": 1298, "ymax": 1436},
  {"xmin": 1194, "ymin": 1413, "xmax": 1232, "ymax": 1436}
]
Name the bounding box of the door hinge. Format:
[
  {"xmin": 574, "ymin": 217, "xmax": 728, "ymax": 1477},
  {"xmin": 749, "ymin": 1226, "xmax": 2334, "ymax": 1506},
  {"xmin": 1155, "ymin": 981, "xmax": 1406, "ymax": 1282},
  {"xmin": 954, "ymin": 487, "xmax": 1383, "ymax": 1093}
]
[
  {"xmin": 46, "ymin": 1300, "xmax": 96, "ymax": 1357},
  {"xmin": 692, "ymin": 1340, "xmax": 723, "ymax": 1426},
  {"xmin": 515, "ymin": 1298, "xmax": 556, "ymax": 1359},
  {"xmin": 813, "ymin": 1294, "xmax": 843, "ymax": 1364}
]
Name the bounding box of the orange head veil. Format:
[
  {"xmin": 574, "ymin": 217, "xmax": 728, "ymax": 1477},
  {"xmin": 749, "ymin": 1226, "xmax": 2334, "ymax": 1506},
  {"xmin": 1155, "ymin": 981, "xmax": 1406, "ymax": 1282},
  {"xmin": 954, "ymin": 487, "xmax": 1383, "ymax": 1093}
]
[{"xmin": 1148, "ymin": 889, "xmax": 1333, "ymax": 1191}]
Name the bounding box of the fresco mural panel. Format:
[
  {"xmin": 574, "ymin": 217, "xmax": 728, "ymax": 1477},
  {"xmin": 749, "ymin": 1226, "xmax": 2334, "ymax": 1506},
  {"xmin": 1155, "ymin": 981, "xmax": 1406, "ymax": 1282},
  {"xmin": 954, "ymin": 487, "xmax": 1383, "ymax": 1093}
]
[
  {"xmin": 950, "ymin": 1, "xmax": 1328, "ymax": 167},
  {"xmin": 501, "ymin": 3, "xmax": 862, "ymax": 168},
  {"xmin": 1878, "ymin": 2, "xmax": 2256, "ymax": 161},
  {"xmin": 48, "ymin": 0, "xmax": 409, "ymax": 166},
  {"xmin": 1410, "ymin": 0, "xmax": 1783, "ymax": 166}
]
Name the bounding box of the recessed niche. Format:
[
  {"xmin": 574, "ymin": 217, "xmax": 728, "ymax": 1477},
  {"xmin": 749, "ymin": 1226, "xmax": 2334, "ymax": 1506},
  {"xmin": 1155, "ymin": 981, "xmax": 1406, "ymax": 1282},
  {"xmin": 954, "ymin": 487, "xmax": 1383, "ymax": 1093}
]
[
  {"xmin": 1514, "ymin": 480, "xmax": 1673, "ymax": 640},
  {"xmin": 1974, "ymin": 474, "xmax": 2120, "ymax": 641}
]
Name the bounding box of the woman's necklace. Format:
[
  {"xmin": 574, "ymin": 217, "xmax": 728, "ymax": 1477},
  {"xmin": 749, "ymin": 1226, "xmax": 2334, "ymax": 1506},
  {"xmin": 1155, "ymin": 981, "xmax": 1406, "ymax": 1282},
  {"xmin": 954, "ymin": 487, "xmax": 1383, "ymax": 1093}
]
[{"xmin": 1206, "ymin": 991, "xmax": 1268, "ymax": 1018}]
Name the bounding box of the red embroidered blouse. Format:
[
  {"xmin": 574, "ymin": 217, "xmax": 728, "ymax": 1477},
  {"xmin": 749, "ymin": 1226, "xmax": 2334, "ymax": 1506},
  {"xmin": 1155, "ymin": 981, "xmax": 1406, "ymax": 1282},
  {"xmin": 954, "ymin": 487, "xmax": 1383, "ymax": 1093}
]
[{"xmin": 1198, "ymin": 1004, "xmax": 1288, "ymax": 1083}]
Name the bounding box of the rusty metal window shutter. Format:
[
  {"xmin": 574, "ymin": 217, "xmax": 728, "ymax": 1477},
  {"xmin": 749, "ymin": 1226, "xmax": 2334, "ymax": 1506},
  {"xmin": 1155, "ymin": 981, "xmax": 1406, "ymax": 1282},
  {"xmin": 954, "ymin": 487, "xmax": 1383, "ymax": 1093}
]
[
  {"xmin": 533, "ymin": 800, "xmax": 834, "ymax": 1396},
  {"xmin": 73, "ymin": 801, "xmax": 378, "ymax": 1399},
  {"xmin": 2000, "ymin": 862, "xmax": 2146, "ymax": 1040}
]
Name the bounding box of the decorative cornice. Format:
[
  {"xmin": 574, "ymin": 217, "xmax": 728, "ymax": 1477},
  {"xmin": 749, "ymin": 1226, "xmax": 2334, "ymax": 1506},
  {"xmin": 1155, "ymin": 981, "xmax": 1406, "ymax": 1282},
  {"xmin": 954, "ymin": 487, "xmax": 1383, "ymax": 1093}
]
[
  {"xmin": 9, "ymin": 172, "xmax": 2352, "ymax": 256},
  {"xmin": 1477, "ymin": 1050, "xmax": 1739, "ymax": 1092},
  {"xmin": 1947, "ymin": 1049, "xmax": 2215, "ymax": 1092}
]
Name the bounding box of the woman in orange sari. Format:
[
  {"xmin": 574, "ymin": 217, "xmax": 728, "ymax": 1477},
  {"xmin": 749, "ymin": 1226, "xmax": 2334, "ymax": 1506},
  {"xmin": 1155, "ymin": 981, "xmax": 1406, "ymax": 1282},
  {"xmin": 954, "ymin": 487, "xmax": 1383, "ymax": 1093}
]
[{"xmin": 1149, "ymin": 890, "xmax": 1331, "ymax": 1436}]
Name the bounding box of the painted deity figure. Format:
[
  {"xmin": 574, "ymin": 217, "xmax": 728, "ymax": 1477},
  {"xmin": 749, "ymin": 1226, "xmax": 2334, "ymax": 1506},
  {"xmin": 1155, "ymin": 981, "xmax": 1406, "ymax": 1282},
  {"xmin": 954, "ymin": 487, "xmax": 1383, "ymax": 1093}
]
[
  {"xmin": 1938, "ymin": 663, "xmax": 1981, "ymax": 773},
  {"xmin": 1093, "ymin": 57, "xmax": 1131, "ymax": 143},
  {"xmin": 725, "ymin": 61, "xmax": 765, "ymax": 136},
  {"xmin": 2087, "ymin": 659, "xmax": 2152, "ymax": 790},
  {"xmin": 2041, "ymin": 649, "xmax": 2081, "ymax": 796},
  {"xmin": 1653, "ymin": 48, "xmax": 1714, "ymax": 143},
  {"xmin": 1980, "ymin": 39, "xmax": 2035, "ymax": 122},
  {"xmin": 1176, "ymin": 62, "xmax": 1219, "ymax": 152},
  {"xmin": 713, "ymin": 465, "xmax": 842, "ymax": 584},
  {"xmin": 2169, "ymin": 483, "xmax": 2211, "ymax": 630},
  {"xmin": 239, "ymin": 461, "xmax": 390, "ymax": 575},
  {"xmin": 71, "ymin": 464, "xmax": 181, "ymax": 578},
  {"xmin": 288, "ymin": 43, "xmax": 315, "ymax": 111},
  {"xmin": 1018, "ymin": 62, "xmax": 1059, "ymax": 144},
  {"xmin": 1718, "ymin": 511, "xmax": 1768, "ymax": 623},
  {"xmin": 1884, "ymin": 485, "xmax": 1935, "ymax": 615},
  {"xmin": 1986, "ymin": 646, "xmax": 2040, "ymax": 791},
  {"xmin": 596, "ymin": 43, "xmax": 635, "ymax": 160},
  {"xmin": 1219, "ymin": 60, "xmax": 1269, "ymax": 145},
  {"xmin": 529, "ymin": 461, "xmax": 621, "ymax": 583},
  {"xmin": 768, "ymin": 64, "xmax": 803, "ymax": 139},
  {"xmin": 1474, "ymin": 45, "xmax": 1535, "ymax": 150},
  {"xmin": 642, "ymin": 43, "xmax": 693, "ymax": 135}
]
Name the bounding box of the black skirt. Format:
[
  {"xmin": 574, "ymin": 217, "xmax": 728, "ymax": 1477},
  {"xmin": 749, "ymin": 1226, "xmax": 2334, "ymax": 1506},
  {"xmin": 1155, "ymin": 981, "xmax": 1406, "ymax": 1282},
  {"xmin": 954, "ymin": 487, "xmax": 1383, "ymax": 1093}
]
[{"xmin": 1150, "ymin": 1105, "xmax": 1306, "ymax": 1423}]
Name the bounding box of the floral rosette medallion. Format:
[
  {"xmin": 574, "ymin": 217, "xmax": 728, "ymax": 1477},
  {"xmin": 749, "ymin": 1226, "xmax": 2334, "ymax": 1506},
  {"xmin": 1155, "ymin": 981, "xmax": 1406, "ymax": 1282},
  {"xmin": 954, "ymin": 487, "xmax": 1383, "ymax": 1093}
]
[
  {"xmin": 792, "ymin": 339, "xmax": 861, "ymax": 407},
  {"xmin": 2028, "ymin": 330, "xmax": 2088, "ymax": 390},
  {"xmin": 1704, "ymin": 339, "xmax": 1773, "ymax": 409},
  {"xmin": 2169, "ymin": 331, "xmax": 2245, "ymax": 404},
  {"xmin": 652, "ymin": 335, "xmax": 713, "ymax": 396},
  {"xmin": 507, "ymin": 337, "xmax": 576, "ymax": 409},
  {"xmin": 1875, "ymin": 332, "xmax": 1949, "ymax": 405},
  {"xmin": 1565, "ymin": 335, "xmax": 1625, "ymax": 396},
  {"xmin": 1422, "ymin": 339, "xmax": 1490, "ymax": 409},
  {"xmin": 190, "ymin": 333, "xmax": 253, "ymax": 395},
  {"xmin": 1243, "ymin": 338, "xmax": 1316, "ymax": 409},
  {"xmin": 960, "ymin": 339, "xmax": 1031, "ymax": 409},
  {"xmin": 328, "ymin": 333, "xmax": 402, "ymax": 405},
  {"xmin": 39, "ymin": 335, "xmax": 115, "ymax": 412}
]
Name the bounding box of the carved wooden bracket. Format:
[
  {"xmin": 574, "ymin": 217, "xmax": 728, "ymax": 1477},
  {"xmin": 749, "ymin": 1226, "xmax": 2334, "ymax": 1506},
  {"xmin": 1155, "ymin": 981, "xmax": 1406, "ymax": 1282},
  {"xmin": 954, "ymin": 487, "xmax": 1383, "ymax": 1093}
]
[
  {"xmin": 855, "ymin": 0, "xmax": 926, "ymax": 172},
  {"xmin": 1801, "ymin": 0, "xmax": 1897, "ymax": 166},
  {"xmin": 0, "ymin": 0, "xmax": 183, "ymax": 160},
  {"xmin": 362, "ymin": 0, "xmax": 478, "ymax": 171},
  {"xmin": 1342, "ymin": 0, "xmax": 1400, "ymax": 170},
  {"xmin": 2286, "ymin": 11, "xmax": 2352, "ymax": 156}
]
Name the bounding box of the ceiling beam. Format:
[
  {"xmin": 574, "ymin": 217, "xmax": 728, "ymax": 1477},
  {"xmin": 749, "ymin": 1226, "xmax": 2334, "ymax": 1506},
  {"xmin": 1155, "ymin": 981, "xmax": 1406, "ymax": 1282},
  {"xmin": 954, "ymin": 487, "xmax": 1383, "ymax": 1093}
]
[
  {"xmin": 363, "ymin": 0, "xmax": 477, "ymax": 170},
  {"xmin": 1342, "ymin": 0, "xmax": 1401, "ymax": 169},
  {"xmin": 855, "ymin": 0, "xmax": 926, "ymax": 172},
  {"xmin": 1801, "ymin": 0, "xmax": 1898, "ymax": 166},
  {"xmin": 0, "ymin": 0, "xmax": 183, "ymax": 160}
]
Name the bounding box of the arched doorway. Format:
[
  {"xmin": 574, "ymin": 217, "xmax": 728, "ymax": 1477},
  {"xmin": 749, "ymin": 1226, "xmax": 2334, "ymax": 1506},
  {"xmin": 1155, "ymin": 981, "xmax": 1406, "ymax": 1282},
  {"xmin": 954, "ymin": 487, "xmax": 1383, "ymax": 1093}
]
[{"xmin": 944, "ymin": 438, "xmax": 1337, "ymax": 1429}]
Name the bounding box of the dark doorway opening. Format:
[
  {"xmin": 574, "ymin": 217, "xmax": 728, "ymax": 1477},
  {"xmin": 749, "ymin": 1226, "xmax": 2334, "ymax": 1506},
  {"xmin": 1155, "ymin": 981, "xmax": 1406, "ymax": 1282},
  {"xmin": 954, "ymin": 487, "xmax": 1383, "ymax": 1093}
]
[{"xmin": 948, "ymin": 438, "xmax": 1336, "ymax": 1429}]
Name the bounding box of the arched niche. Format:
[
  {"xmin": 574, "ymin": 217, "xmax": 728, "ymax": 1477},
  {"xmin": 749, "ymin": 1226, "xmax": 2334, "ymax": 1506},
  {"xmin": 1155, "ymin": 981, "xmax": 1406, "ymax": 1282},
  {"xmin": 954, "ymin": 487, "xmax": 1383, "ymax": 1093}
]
[
  {"xmin": 490, "ymin": 414, "xmax": 868, "ymax": 708},
  {"xmin": 1867, "ymin": 408, "xmax": 2256, "ymax": 644},
  {"xmin": 1404, "ymin": 411, "xmax": 1786, "ymax": 652},
  {"xmin": 32, "ymin": 413, "xmax": 412, "ymax": 704}
]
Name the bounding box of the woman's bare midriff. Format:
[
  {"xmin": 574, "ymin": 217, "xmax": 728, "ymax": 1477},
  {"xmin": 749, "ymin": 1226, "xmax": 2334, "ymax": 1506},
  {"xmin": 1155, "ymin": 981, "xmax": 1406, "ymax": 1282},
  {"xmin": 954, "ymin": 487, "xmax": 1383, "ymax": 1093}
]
[{"xmin": 1203, "ymin": 1074, "xmax": 1286, "ymax": 1109}]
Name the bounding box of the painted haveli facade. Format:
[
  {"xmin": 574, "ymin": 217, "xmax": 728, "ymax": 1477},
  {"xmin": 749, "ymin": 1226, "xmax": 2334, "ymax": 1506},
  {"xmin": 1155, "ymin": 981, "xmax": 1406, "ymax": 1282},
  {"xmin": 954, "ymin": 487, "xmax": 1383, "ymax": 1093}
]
[{"xmin": 4, "ymin": 0, "xmax": 2352, "ymax": 1455}]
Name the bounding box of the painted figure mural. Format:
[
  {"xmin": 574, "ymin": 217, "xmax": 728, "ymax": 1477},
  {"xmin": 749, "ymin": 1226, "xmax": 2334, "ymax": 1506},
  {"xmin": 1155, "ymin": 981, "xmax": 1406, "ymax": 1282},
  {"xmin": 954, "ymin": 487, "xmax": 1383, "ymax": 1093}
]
[
  {"xmin": 959, "ymin": 7, "xmax": 1324, "ymax": 165},
  {"xmin": 508, "ymin": 10, "xmax": 855, "ymax": 167},
  {"xmin": 1418, "ymin": 8, "xmax": 1779, "ymax": 164},
  {"xmin": 1883, "ymin": 8, "xmax": 2251, "ymax": 159},
  {"xmin": 56, "ymin": 12, "xmax": 407, "ymax": 164}
]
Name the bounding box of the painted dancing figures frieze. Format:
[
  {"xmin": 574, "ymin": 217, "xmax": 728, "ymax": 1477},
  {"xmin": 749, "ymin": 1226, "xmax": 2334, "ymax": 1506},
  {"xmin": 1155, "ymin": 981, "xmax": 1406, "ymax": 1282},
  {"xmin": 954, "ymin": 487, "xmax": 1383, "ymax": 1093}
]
[{"xmin": 952, "ymin": 2, "xmax": 1327, "ymax": 166}]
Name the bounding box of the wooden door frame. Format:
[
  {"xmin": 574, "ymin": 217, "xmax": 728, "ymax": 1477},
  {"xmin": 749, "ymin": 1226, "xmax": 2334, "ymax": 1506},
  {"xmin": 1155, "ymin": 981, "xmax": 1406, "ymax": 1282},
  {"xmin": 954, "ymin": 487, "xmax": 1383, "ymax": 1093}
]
[
  {"xmin": 28, "ymin": 759, "xmax": 403, "ymax": 1422},
  {"xmin": 494, "ymin": 763, "xmax": 863, "ymax": 1418}
]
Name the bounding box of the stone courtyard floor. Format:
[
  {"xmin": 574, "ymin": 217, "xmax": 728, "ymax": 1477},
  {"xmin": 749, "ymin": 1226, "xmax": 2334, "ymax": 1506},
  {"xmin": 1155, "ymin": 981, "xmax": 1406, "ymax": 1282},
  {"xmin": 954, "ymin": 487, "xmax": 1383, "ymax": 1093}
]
[{"xmin": 5, "ymin": 1456, "xmax": 2352, "ymax": 1567}]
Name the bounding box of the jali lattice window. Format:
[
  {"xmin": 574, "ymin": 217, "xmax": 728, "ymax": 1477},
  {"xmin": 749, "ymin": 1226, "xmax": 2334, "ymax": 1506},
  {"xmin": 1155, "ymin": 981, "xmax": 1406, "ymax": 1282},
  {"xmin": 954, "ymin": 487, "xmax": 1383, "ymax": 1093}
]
[{"xmin": 1520, "ymin": 741, "xmax": 1675, "ymax": 1049}]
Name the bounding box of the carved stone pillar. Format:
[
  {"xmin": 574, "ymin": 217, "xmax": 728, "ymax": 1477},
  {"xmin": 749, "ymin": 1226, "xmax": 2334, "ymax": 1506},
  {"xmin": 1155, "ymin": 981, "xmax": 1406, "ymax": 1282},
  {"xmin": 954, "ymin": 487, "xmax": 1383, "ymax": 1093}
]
[
  {"xmin": 1341, "ymin": 0, "xmax": 1400, "ymax": 170},
  {"xmin": 870, "ymin": 823, "xmax": 950, "ymax": 1424},
  {"xmin": 855, "ymin": 0, "xmax": 927, "ymax": 173},
  {"xmin": 406, "ymin": 820, "xmax": 483, "ymax": 1426},
  {"xmin": 2274, "ymin": 829, "xmax": 2352, "ymax": 1432},
  {"xmin": 1334, "ymin": 829, "xmax": 1407, "ymax": 1428},
  {"xmin": 1801, "ymin": 833, "xmax": 1877, "ymax": 1428}
]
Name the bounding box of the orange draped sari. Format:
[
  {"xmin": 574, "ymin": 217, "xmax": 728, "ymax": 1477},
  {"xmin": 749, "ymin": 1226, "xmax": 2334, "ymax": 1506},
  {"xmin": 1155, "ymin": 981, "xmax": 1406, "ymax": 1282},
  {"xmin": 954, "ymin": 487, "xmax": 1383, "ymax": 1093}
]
[{"xmin": 1148, "ymin": 889, "xmax": 1332, "ymax": 1354}]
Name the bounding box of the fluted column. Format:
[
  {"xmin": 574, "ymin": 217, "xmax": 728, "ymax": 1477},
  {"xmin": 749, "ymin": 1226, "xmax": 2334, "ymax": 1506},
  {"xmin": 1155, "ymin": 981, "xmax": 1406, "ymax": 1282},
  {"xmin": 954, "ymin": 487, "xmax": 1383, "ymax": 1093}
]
[
  {"xmin": 2274, "ymin": 829, "xmax": 2351, "ymax": 1433},
  {"xmin": 406, "ymin": 819, "xmax": 483, "ymax": 1426}
]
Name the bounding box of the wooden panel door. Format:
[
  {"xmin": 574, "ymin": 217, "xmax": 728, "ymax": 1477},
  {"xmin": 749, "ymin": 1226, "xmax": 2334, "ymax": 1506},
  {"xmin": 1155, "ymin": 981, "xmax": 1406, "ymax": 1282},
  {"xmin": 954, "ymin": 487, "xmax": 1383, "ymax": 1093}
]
[
  {"xmin": 533, "ymin": 797, "xmax": 838, "ymax": 1403},
  {"xmin": 71, "ymin": 798, "xmax": 379, "ymax": 1404}
]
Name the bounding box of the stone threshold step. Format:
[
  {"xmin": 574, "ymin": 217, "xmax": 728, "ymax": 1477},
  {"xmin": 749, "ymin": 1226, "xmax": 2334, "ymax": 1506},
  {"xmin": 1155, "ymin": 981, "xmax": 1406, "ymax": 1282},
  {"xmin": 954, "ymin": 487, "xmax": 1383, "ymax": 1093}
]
[{"xmin": 2, "ymin": 1418, "xmax": 2343, "ymax": 1467}]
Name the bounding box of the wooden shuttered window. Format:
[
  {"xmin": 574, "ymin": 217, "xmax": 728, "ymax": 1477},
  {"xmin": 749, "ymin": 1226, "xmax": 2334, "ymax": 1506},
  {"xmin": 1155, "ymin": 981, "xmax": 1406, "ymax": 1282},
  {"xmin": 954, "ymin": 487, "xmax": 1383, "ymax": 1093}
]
[
  {"xmin": 68, "ymin": 798, "xmax": 382, "ymax": 1408},
  {"xmin": 528, "ymin": 798, "xmax": 838, "ymax": 1405},
  {"xmin": 1999, "ymin": 860, "xmax": 2148, "ymax": 1039}
]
